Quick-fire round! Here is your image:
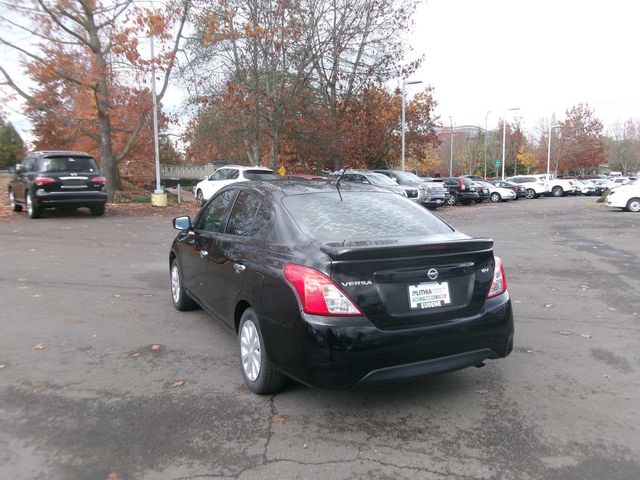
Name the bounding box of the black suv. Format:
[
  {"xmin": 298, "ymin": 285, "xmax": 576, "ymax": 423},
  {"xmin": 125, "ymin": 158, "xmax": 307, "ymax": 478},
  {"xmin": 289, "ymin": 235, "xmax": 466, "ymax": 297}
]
[
  {"xmin": 8, "ymin": 151, "xmax": 108, "ymax": 218},
  {"xmin": 441, "ymin": 177, "xmax": 480, "ymax": 205}
]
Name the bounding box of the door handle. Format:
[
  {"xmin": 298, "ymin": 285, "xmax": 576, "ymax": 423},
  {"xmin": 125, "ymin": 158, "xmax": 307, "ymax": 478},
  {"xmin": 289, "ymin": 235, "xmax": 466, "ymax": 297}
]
[
  {"xmin": 200, "ymin": 250, "xmax": 208, "ymax": 257},
  {"xmin": 234, "ymin": 263, "xmax": 246, "ymax": 274}
]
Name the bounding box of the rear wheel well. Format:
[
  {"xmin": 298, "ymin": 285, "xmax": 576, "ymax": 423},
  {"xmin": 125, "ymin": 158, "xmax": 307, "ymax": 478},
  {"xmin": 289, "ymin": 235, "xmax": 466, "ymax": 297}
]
[
  {"xmin": 169, "ymin": 251, "xmax": 176, "ymax": 268},
  {"xmin": 234, "ymin": 301, "xmax": 251, "ymax": 332}
]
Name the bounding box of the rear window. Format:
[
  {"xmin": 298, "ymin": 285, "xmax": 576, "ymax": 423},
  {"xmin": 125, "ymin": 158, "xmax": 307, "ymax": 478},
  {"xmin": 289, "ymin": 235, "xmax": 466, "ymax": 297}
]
[
  {"xmin": 38, "ymin": 156, "xmax": 98, "ymax": 173},
  {"xmin": 244, "ymin": 170, "xmax": 276, "ymax": 181},
  {"xmin": 282, "ymin": 192, "xmax": 453, "ymax": 241}
]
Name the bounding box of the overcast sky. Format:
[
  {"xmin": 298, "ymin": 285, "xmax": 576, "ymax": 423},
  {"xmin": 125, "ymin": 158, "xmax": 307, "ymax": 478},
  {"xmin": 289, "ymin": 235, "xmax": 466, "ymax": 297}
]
[
  {"xmin": 411, "ymin": 0, "xmax": 640, "ymax": 134},
  {"xmin": 2, "ymin": 0, "xmax": 639, "ymax": 142}
]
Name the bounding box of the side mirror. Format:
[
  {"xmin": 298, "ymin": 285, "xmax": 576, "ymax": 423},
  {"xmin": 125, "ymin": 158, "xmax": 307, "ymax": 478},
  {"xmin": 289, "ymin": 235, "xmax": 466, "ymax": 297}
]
[{"xmin": 173, "ymin": 216, "xmax": 191, "ymax": 231}]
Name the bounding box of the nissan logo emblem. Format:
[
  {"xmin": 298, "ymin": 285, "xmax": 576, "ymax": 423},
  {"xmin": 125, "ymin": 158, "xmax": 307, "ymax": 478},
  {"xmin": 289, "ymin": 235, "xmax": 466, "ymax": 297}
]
[{"xmin": 427, "ymin": 268, "xmax": 439, "ymax": 280}]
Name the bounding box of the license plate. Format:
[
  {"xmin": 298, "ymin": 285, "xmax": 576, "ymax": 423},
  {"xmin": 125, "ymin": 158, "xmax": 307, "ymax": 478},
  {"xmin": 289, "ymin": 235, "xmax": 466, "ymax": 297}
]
[{"xmin": 408, "ymin": 282, "xmax": 451, "ymax": 309}]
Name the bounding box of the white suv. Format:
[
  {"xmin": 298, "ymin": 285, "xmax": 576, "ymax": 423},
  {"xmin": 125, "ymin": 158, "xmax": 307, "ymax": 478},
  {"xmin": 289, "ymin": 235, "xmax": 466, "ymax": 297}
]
[
  {"xmin": 504, "ymin": 176, "xmax": 548, "ymax": 199},
  {"xmin": 194, "ymin": 165, "xmax": 276, "ymax": 206}
]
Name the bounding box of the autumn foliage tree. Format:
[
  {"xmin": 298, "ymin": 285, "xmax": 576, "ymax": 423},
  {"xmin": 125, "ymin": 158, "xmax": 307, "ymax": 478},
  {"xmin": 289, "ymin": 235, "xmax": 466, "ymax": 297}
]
[
  {"xmin": 558, "ymin": 104, "xmax": 606, "ymax": 175},
  {"xmin": 0, "ymin": 0, "xmax": 191, "ymax": 198}
]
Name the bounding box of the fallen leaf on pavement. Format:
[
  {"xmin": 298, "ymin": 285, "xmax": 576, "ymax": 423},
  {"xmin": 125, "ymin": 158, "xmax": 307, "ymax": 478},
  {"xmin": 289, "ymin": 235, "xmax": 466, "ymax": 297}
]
[
  {"xmin": 171, "ymin": 380, "xmax": 185, "ymax": 388},
  {"xmin": 33, "ymin": 384, "xmax": 48, "ymax": 394},
  {"xmin": 544, "ymin": 304, "xmax": 554, "ymax": 308},
  {"xmin": 602, "ymin": 374, "xmax": 609, "ymax": 379},
  {"xmin": 114, "ymin": 294, "xmax": 121, "ymax": 298},
  {"xmin": 106, "ymin": 473, "xmax": 122, "ymax": 480},
  {"xmin": 0, "ymin": 364, "xmax": 6, "ymax": 369},
  {"xmin": 526, "ymin": 349, "xmax": 534, "ymax": 353},
  {"xmin": 142, "ymin": 294, "xmax": 154, "ymax": 297},
  {"xmin": 150, "ymin": 344, "xmax": 161, "ymax": 351},
  {"xmin": 580, "ymin": 333, "xmax": 592, "ymax": 339},
  {"xmin": 558, "ymin": 331, "xmax": 572, "ymax": 336},
  {"xmin": 32, "ymin": 294, "xmax": 40, "ymax": 298},
  {"xmin": 32, "ymin": 343, "xmax": 46, "ymax": 350},
  {"xmin": 475, "ymin": 389, "xmax": 489, "ymax": 395},
  {"xmin": 271, "ymin": 416, "xmax": 286, "ymax": 423},
  {"xmin": 131, "ymin": 352, "xmax": 141, "ymax": 358}
]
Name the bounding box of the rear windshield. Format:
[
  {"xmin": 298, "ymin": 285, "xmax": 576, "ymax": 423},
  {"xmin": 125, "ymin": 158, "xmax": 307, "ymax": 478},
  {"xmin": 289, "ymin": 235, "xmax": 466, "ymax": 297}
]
[
  {"xmin": 38, "ymin": 156, "xmax": 98, "ymax": 173},
  {"xmin": 282, "ymin": 192, "xmax": 453, "ymax": 241},
  {"xmin": 244, "ymin": 170, "xmax": 276, "ymax": 181}
]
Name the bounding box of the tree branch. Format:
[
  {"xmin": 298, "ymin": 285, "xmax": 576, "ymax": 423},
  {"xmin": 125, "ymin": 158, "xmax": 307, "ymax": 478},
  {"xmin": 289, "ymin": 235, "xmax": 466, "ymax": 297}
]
[{"xmin": 115, "ymin": 111, "xmax": 149, "ymax": 164}]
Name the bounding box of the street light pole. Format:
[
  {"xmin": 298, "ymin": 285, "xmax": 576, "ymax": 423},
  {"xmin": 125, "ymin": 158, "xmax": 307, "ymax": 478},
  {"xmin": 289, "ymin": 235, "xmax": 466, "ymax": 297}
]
[
  {"xmin": 547, "ymin": 123, "xmax": 561, "ymax": 177},
  {"xmin": 484, "ymin": 110, "xmax": 490, "ymax": 179},
  {"xmin": 150, "ymin": 35, "xmax": 162, "ymax": 195},
  {"xmin": 501, "ymin": 107, "xmax": 520, "ymax": 180},
  {"xmin": 449, "ymin": 116, "xmax": 454, "ymax": 177},
  {"xmin": 401, "ymin": 79, "xmax": 422, "ymax": 171}
]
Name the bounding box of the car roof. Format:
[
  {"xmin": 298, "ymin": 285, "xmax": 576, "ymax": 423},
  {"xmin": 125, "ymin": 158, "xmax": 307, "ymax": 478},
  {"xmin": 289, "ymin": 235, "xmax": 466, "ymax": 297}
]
[
  {"xmin": 31, "ymin": 150, "xmax": 94, "ymax": 158},
  {"xmin": 225, "ymin": 178, "xmax": 387, "ymax": 199},
  {"xmin": 218, "ymin": 164, "xmax": 273, "ymax": 171}
]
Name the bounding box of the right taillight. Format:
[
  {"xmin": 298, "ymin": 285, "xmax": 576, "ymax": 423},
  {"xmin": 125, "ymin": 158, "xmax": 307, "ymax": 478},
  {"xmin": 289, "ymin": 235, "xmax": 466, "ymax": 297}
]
[
  {"xmin": 487, "ymin": 257, "xmax": 507, "ymax": 298},
  {"xmin": 459, "ymin": 178, "xmax": 466, "ymax": 191},
  {"xmin": 284, "ymin": 263, "xmax": 363, "ymax": 316}
]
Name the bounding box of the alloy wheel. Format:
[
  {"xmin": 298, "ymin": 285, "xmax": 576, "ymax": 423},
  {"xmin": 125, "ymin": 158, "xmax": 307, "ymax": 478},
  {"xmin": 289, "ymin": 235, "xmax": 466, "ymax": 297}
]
[
  {"xmin": 197, "ymin": 190, "xmax": 204, "ymax": 207},
  {"xmin": 628, "ymin": 199, "xmax": 640, "ymax": 213},
  {"xmin": 171, "ymin": 265, "xmax": 181, "ymax": 304},
  {"xmin": 526, "ymin": 189, "xmax": 535, "ymax": 199},
  {"xmin": 491, "ymin": 193, "xmax": 500, "ymax": 203},
  {"xmin": 240, "ymin": 320, "xmax": 261, "ymax": 382}
]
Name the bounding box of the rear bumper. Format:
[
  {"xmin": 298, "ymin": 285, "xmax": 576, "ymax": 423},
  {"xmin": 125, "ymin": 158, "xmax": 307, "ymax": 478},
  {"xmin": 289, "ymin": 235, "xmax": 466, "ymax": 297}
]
[
  {"xmin": 268, "ymin": 294, "xmax": 514, "ymax": 389},
  {"xmin": 35, "ymin": 190, "xmax": 108, "ymax": 207},
  {"xmin": 421, "ymin": 196, "xmax": 446, "ymax": 207}
]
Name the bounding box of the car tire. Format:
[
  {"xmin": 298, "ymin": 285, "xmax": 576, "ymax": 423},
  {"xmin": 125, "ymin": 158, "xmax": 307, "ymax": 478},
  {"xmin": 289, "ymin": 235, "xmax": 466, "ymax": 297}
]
[
  {"xmin": 238, "ymin": 308, "xmax": 286, "ymax": 395},
  {"xmin": 626, "ymin": 198, "xmax": 640, "ymax": 213},
  {"xmin": 490, "ymin": 192, "xmax": 501, "ymax": 203},
  {"xmin": 552, "ymin": 186, "xmax": 564, "ymax": 197},
  {"xmin": 475, "ymin": 199, "xmax": 483, "ymax": 204},
  {"xmin": 446, "ymin": 193, "xmax": 457, "ymax": 206},
  {"xmin": 461, "ymin": 199, "xmax": 473, "ymax": 206},
  {"xmin": 26, "ymin": 192, "xmax": 41, "ymax": 219},
  {"xmin": 170, "ymin": 258, "xmax": 198, "ymax": 311},
  {"xmin": 90, "ymin": 205, "xmax": 105, "ymax": 216},
  {"xmin": 9, "ymin": 190, "xmax": 22, "ymax": 212},
  {"xmin": 196, "ymin": 190, "xmax": 204, "ymax": 207},
  {"xmin": 525, "ymin": 189, "xmax": 536, "ymax": 199}
]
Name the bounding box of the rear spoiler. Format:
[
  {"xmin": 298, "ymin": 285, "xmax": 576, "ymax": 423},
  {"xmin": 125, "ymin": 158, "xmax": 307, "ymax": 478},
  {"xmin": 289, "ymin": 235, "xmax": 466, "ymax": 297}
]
[{"xmin": 321, "ymin": 238, "xmax": 494, "ymax": 261}]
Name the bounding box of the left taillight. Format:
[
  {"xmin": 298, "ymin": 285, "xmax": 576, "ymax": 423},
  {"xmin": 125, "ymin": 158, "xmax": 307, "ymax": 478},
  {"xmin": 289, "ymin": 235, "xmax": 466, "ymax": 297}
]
[
  {"xmin": 92, "ymin": 176, "xmax": 106, "ymax": 185},
  {"xmin": 34, "ymin": 177, "xmax": 56, "ymax": 187},
  {"xmin": 487, "ymin": 257, "xmax": 508, "ymax": 298},
  {"xmin": 284, "ymin": 263, "xmax": 363, "ymax": 316}
]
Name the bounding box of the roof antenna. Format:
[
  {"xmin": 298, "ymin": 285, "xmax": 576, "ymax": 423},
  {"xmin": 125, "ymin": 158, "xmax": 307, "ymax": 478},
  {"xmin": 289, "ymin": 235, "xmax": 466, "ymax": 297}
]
[{"xmin": 335, "ymin": 167, "xmax": 346, "ymax": 202}]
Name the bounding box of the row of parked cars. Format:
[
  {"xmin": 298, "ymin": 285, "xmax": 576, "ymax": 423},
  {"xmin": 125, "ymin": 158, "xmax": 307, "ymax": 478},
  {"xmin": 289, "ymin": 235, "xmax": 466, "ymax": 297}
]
[{"xmin": 194, "ymin": 166, "xmax": 618, "ymax": 211}]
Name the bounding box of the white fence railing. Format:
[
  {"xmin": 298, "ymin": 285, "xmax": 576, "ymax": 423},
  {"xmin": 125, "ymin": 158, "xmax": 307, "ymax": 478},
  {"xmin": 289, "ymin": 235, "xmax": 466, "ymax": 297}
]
[{"xmin": 161, "ymin": 165, "xmax": 217, "ymax": 180}]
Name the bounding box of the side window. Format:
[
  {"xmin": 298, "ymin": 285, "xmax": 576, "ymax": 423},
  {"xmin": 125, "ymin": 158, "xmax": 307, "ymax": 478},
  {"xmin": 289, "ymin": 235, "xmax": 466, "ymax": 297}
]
[
  {"xmin": 228, "ymin": 169, "xmax": 239, "ymax": 180},
  {"xmin": 226, "ymin": 192, "xmax": 273, "ymax": 239},
  {"xmin": 197, "ymin": 190, "xmax": 235, "ymax": 232},
  {"xmin": 226, "ymin": 192, "xmax": 260, "ymax": 236},
  {"xmin": 209, "ymin": 170, "xmax": 223, "ymax": 181},
  {"xmin": 22, "ymin": 157, "xmax": 36, "ymax": 171}
]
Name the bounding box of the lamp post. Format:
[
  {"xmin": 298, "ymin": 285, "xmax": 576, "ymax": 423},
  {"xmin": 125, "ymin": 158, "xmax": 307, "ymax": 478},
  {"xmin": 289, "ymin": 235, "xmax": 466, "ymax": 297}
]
[
  {"xmin": 449, "ymin": 116, "xmax": 454, "ymax": 177},
  {"xmin": 149, "ymin": 35, "xmax": 167, "ymax": 207},
  {"xmin": 401, "ymin": 79, "xmax": 423, "ymax": 171},
  {"xmin": 483, "ymin": 110, "xmax": 491, "ymax": 179},
  {"xmin": 501, "ymin": 107, "xmax": 520, "ymax": 180},
  {"xmin": 547, "ymin": 123, "xmax": 561, "ymax": 177}
]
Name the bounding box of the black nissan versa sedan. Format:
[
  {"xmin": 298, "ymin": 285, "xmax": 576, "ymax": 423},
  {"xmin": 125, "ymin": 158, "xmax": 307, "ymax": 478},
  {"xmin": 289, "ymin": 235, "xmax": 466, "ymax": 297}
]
[
  {"xmin": 8, "ymin": 150, "xmax": 108, "ymax": 218},
  {"xmin": 169, "ymin": 181, "xmax": 513, "ymax": 394}
]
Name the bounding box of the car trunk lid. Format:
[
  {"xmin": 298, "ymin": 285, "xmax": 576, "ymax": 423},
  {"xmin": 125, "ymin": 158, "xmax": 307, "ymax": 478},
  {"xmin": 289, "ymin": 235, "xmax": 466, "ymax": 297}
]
[{"xmin": 323, "ymin": 238, "xmax": 495, "ymax": 329}]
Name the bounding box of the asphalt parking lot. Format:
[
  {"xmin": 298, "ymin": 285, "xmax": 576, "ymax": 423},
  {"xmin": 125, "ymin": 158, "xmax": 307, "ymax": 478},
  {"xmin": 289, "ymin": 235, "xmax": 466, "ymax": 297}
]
[{"xmin": 1, "ymin": 196, "xmax": 639, "ymax": 480}]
